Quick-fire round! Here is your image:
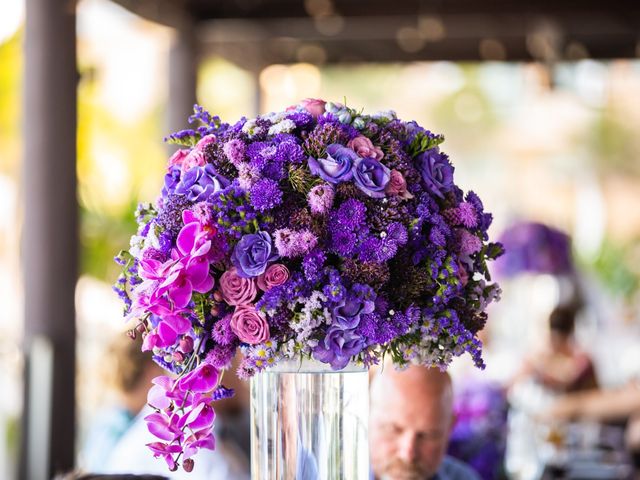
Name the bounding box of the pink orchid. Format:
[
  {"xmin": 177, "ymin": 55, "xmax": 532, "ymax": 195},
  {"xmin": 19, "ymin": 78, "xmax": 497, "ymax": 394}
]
[
  {"xmin": 183, "ymin": 431, "xmax": 216, "ymax": 459},
  {"xmin": 178, "ymin": 362, "xmax": 219, "ymax": 393},
  {"xmin": 147, "ymin": 442, "xmax": 183, "ymax": 470}
]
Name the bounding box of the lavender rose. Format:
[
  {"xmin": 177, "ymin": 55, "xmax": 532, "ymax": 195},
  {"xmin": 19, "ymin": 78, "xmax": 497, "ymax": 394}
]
[
  {"xmin": 257, "ymin": 263, "xmax": 290, "ymax": 291},
  {"xmin": 352, "ymin": 157, "xmax": 391, "ymax": 198},
  {"xmin": 415, "ymin": 148, "xmax": 454, "ymax": 198},
  {"xmin": 219, "ymin": 267, "xmax": 257, "ymax": 305},
  {"xmin": 385, "ymin": 169, "xmax": 414, "ymax": 199},
  {"xmin": 232, "ymin": 231, "xmax": 279, "ymax": 278},
  {"xmin": 347, "ymin": 135, "xmax": 384, "ymax": 161},
  {"xmin": 332, "ymin": 293, "xmax": 375, "ymax": 329},
  {"xmin": 312, "ymin": 326, "xmax": 365, "ymax": 370},
  {"xmin": 174, "ymin": 164, "xmax": 229, "ymax": 202},
  {"xmin": 230, "ymin": 304, "xmax": 270, "ymax": 344},
  {"xmin": 308, "ymin": 144, "xmax": 357, "ymax": 184}
]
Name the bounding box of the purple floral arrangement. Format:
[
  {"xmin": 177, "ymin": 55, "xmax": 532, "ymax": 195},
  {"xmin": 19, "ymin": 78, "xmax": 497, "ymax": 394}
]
[
  {"xmin": 494, "ymin": 221, "xmax": 573, "ymax": 277},
  {"xmin": 448, "ymin": 381, "xmax": 508, "ymax": 479},
  {"xmin": 114, "ymin": 99, "xmax": 503, "ymax": 471}
]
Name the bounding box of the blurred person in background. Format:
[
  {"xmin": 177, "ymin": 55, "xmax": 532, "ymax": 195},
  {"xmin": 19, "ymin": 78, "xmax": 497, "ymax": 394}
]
[
  {"xmin": 80, "ymin": 334, "xmax": 164, "ymax": 471},
  {"xmin": 511, "ymin": 305, "xmax": 598, "ymax": 394},
  {"xmin": 369, "ymin": 364, "xmax": 481, "ymax": 480}
]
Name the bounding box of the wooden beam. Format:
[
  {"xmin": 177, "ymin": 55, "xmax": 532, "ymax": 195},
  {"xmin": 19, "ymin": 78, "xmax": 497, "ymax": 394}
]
[{"xmin": 20, "ymin": 0, "xmax": 78, "ymax": 478}]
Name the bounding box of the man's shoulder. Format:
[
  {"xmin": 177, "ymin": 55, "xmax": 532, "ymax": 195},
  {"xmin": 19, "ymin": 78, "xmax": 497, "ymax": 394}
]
[{"xmin": 438, "ymin": 455, "xmax": 481, "ymax": 480}]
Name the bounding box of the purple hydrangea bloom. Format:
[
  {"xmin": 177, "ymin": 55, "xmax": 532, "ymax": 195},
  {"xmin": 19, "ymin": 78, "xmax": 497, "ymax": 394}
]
[
  {"xmin": 308, "ymin": 144, "xmax": 357, "ymax": 184},
  {"xmin": 174, "ymin": 164, "xmax": 229, "ymax": 202},
  {"xmin": 312, "ymin": 326, "xmax": 365, "ymax": 370},
  {"xmin": 232, "ymin": 231, "xmax": 279, "ymax": 278},
  {"xmin": 352, "ymin": 157, "xmax": 391, "ymax": 198},
  {"xmin": 415, "ymin": 148, "xmax": 454, "ymax": 198}
]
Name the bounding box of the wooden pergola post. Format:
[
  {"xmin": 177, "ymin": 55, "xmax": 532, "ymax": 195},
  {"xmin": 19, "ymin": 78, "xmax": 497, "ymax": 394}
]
[
  {"xmin": 168, "ymin": 17, "xmax": 198, "ymax": 138},
  {"xmin": 20, "ymin": 0, "xmax": 78, "ymax": 478}
]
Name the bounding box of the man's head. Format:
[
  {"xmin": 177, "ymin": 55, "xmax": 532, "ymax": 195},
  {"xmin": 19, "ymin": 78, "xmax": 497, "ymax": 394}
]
[{"xmin": 369, "ymin": 364, "xmax": 455, "ymax": 480}]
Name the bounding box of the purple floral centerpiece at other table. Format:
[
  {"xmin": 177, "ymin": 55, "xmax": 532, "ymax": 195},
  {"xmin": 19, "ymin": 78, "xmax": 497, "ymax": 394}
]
[
  {"xmin": 494, "ymin": 221, "xmax": 572, "ymax": 277},
  {"xmin": 114, "ymin": 100, "xmax": 503, "ymax": 472}
]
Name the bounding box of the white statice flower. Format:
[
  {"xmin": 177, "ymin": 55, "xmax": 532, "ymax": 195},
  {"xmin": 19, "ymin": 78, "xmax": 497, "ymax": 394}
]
[
  {"xmin": 268, "ymin": 119, "xmax": 296, "ymax": 135},
  {"xmin": 262, "ymin": 110, "xmax": 288, "ymax": 123},
  {"xmin": 241, "ymin": 118, "xmax": 264, "ymax": 138},
  {"xmin": 372, "ymin": 110, "xmax": 397, "ymax": 122},
  {"xmin": 128, "ymin": 234, "xmax": 145, "ymax": 259}
]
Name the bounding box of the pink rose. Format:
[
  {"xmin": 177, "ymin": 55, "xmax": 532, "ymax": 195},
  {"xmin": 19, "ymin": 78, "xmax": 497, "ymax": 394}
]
[
  {"xmin": 347, "ymin": 135, "xmax": 384, "ymax": 161},
  {"xmin": 219, "ymin": 267, "xmax": 257, "ymax": 306},
  {"xmin": 300, "ymin": 98, "xmax": 326, "ymax": 118},
  {"xmin": 195, "ymin": 134, "xmax": 216, "ymax": 151},
  {"xmin": 257, "ymin": 263, "xmax": 290, "ymax": 291},
  {"xmin": 230, "ymin": 305, "xmax": 270, "ymax": 344},
  {"xmin": 181, "ymin": 150, "xmax": 207, "ymax": 172},
  {"xmin": 385, "ymin": 169, "xmax": 414, "ymax": 199},
  {"xmin": 168, "ymin": 149, "xmax": 189, "ymax": 168}
]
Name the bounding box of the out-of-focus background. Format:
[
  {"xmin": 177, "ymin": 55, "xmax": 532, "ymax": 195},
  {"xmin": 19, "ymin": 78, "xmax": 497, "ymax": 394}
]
[{"xmin": 2, "ymin": 0, "xmax": 640, "ymax": 479}]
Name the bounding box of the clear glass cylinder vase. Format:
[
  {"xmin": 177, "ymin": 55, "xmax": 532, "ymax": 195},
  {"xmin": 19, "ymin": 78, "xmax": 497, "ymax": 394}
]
[{"xmin": 250, "ymin": 358, "xmax": 369, "ymax": 480}]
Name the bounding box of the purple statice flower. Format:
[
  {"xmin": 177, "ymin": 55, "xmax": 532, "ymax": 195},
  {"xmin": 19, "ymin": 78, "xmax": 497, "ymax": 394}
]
[
  {"xmin": 250, "ymin": 178, "xmax": 283, "ymax": 212},
  {"xmin": 274, "ymin": 228, "xmax": 318, "ymax": 258},
  {"xmin": 211, "ymin": 385, "xmax": 236, "ymax": 401},
  {"xmin": 174, "ymin": 164, "xmax": 229, "ymax": 203},
  {"xmin": 223, "ymin": 138, "xmax": 246, "ymax": 166},
  {"xmin": 308, "ymin": 144, "xmax": 357, "ymax": 184},
  {"xmin": 352, "ymin": 157, "xmax": 391, "ymax": 198},
  {"xmin": 307, "ymin": 184, "xmax": 334, "ymax": 215},
  {"xmin": 322, "ymin": 268, "xmax": 346, "ymax": 304},
  {"xmin": 415, "ymin": 148, "xmax": 454, "ymax": 198},
  {"xmin": 312, "ymin": 326, "xmax": 365, "ymax": 370},
  {"xmin": 302, "ymin": 249, "xmax": 326, "ymax": 283},
  {"xmin": 232, "ymin": 231, "xmax": 278, "ymax": 278}
]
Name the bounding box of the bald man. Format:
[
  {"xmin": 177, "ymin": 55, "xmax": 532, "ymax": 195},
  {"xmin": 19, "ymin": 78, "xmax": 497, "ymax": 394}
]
[{"xmin": 369, "ymin": 365, "xmax": 480, "ymax": 480}]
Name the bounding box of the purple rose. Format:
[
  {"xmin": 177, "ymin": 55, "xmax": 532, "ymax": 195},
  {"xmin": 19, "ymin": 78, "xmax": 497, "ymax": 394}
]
[
  {"xmin": 308, "ymin": 144, "xmax": 357, "ymax": 184},
  {"xmin": 312, "ymin": 326, "xmax": 365, "ymax": 370},
  {"xmin": 352, "ymin": 157, "xmax": 391, "ymax": 198},
  {"xmin": 332, "ymin": 293, "xmax": 375, "ymax": 329},
  {"xmin": 232, "ymin": 231, "xmax": 279, "ymax": 278},
  {"xmin": 174, "ymin": 164, "xmax": 229, "ymax": 202},
  {"xmin": 415, "ymin": 148, "xmax": 454, "ymax": 198}
]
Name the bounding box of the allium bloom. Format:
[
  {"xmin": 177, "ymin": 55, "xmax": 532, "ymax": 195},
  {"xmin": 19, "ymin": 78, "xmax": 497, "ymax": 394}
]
[{"xmin": 307, "ymin": 184, "xmax": 334, "ymax": 215}]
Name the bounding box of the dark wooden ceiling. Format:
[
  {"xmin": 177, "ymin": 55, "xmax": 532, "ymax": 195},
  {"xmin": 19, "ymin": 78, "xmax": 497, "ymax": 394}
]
[{"xmin": 112, "ymin": 0, "xmax": 640, "ymax": 66}]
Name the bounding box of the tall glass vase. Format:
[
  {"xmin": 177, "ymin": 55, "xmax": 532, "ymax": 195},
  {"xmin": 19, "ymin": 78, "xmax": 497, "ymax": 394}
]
[{"xmin": 250, "ymin": 358, "xmax": 369, "ymax": 480}]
